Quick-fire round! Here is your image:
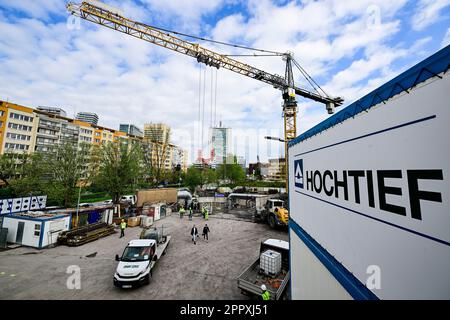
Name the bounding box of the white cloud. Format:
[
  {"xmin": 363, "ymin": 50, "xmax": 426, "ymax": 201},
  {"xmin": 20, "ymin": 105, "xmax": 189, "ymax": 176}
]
[
  {"xmin": 411, "ymin": 0, "xmax": 450, "ymax": 31},
  {"xmin": 0, "ymin": 0, "xmax": 65, "ymax": 19},
  {"xmin": 442, "ymin": 27, "xmax": 450, "ymax": 47},
  {"xmin": 0, "ymin": 0, "xmax": 442, "ymax": 163}
]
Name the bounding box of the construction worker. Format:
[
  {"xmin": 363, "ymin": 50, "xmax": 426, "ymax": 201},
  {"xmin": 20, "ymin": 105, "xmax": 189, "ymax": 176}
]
[
  {"xmin": 261, "ymin": 284, "xmax": 270, "ymax": 300},
  {"xmin": 179, "ymin": 206, "xmax": 185, "ymax": 219},
  {"xmin": 201, "ymin": 206, "xmax": 206, "ymax": 219},
  {"xmin": 204, "ymin": 207, "xmax": 209, "ymax": 220},
  {"xmin": 188, "ymin": 207, "xmax": 193, "ymax": 221},
  {"xmin": 120, "ymin": 219, "xmax": 126, "ymax": 238}
]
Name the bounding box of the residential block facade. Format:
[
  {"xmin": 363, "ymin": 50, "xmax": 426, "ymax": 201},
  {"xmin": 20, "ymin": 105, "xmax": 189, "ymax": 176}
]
[{"xmin": 0, "ymin": 100, "xmax": 188, "ymax": 172}]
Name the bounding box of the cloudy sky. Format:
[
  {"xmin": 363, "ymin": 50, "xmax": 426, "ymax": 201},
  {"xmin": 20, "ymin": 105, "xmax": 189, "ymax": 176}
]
[{"xmin": 0, "ymin": 0, "xmax": 449, "ymax": 164}]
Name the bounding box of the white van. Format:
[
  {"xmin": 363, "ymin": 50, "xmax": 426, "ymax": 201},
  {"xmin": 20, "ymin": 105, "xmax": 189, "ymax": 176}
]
[
  {"xmin": 114, "ymin": 236, "xmax": 170, "ymax": 288},
  {"xmin": 120, "ymin": 195, "xmax": 136, "ymax": 205}
]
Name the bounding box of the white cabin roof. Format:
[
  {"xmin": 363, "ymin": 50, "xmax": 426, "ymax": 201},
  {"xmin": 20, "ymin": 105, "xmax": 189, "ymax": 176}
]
[{"xmin": 264, "ymin": 239, "xmax": 289, "ymax": 250}]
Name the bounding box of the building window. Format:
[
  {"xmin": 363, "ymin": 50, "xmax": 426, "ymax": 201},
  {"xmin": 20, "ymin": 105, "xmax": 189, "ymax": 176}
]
[
  {"xmin": 0, "ymin": 110, "xmax": 4, "ymax": 117},
  {"xmin": 6, "ymin": 132, "xmax": 31, "ymax": 141},
  {"xmin": 0, "ymin": 121, "xmax": 3, "ymax": 128},
  {"xmin": 34, "ymin": 224, "xmax": 41, "ymax": 237},
  {"xmin": 8, "ymin": 122, "xmax": 32, "ymax": 132},
  {"xmin": 4, "ymin": 143, "xmax": 29, "ymax": 151},
  {"xmin": 10, "ymin": 112, "xmax": 33, "ymax": 122}
]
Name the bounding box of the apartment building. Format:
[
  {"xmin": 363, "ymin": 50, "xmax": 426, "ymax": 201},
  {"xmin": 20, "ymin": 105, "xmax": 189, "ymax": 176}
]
[
  {"xmin": 75, "ymin": 112, "xmax": 99, "ymax": 125},
  {"xmin": 34, "ymin": 110, "xmax": 79, "ymax": 152},
  {"xmin": 119, "ymin": 124, "xmax": 143, "ymax": 137},
  {"xmin": 0, "ymin": 101, "xmax": 38, "ymax": 155},
  {"xmin": 267, "ymin": 158, "xmax": 286, "ymax": 181},
  {"xmin": 144, "ymin": 123, "xmax": 170, "ymax": 143},
  {"xmin": 0, "ymin": 100, "xmax": 188, "ymax": 172}
]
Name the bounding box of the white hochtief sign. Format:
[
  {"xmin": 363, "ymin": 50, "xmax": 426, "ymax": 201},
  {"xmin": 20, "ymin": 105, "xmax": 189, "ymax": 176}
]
[{"xmin": 289, "ymin": 74, "xmax": 450, "ymax": 299}]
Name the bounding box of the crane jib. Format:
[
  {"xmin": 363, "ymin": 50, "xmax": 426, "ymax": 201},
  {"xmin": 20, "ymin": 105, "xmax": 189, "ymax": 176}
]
[{"xmin": 68, "ymin": 1, "xmax": 342, "ymax": 107}]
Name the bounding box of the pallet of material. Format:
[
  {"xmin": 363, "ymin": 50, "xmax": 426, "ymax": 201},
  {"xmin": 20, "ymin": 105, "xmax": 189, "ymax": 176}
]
[{"xmin": 58, "ymin": 222, "xmax": 115, "ymax": 246}]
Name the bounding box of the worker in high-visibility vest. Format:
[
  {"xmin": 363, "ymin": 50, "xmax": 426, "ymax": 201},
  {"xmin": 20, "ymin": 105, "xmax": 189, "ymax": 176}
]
[
  {"xmin": 201, "ymin": 206, "xmax": 206, "ymax": 219},
  {"xmin": 120, "ymin": 219, "xmax": 127, "ymax": 238},
  {"xmin": 204, "ymin": 207, "xmax": 209, "ymax": 220},
  {"xmin": 261, "ymin": 284, "xmax": 270, "ymax": 300},
  {"xmin": 179, "ymin": 207, "xmax": 185, "ymax": 219}
]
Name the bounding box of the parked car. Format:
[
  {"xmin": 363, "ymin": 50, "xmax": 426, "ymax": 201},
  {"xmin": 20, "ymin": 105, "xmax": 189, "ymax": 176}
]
[
  {"xmin": 78, "ymin": 203, "xmax": 92, "ymax": 208},
  {"xmin": 120, "ymin": 195, "xmax": 136, "ymax": 205},
  {"xmin": 103, "ymin": 199, "xmax": 113, "ymax": 205}
]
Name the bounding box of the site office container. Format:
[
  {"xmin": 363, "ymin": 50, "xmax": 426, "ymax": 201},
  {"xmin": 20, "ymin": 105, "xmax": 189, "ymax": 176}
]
[
  {"xmin": 2, "ymin": 214, "xmax": 71, "ymax": 249},
  {"xmin": 288, "ymin": 45, "xmax": 450, "ymax": 300}
]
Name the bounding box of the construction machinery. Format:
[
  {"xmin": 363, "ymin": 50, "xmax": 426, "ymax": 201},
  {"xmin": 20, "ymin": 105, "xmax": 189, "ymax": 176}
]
[
  {"xmin": 66, "ymin": 0, "xmax": 343, "ymax": 204},
  {"xmin": 227, "ymin": 193, "xmax": 288, "ymax": 228}
]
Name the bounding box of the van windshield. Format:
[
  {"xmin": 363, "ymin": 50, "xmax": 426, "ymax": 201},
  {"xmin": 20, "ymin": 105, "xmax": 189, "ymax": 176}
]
[
  {"xmin": 121, "ymin": 246, "xmax": 153, "ymax": 262},
  {"xmin": 273, "ymin": 201, "xmax": 283, "ymax": 207}
]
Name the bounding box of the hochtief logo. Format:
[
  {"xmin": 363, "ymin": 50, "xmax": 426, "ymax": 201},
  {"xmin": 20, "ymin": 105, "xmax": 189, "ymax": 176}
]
[{"xmin": 294, "ymin": 159, "xmax": 303, "ymax": 189}]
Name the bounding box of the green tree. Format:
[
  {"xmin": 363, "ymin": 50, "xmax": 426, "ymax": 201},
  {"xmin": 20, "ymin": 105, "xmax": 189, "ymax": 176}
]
[
  {"xmin": 96, "ymin": 141, "xmax": 143, "ymax": 203},
  {"xmin": 203, "ymin": 167, "xmax": 218, "ymax": 185},
  {"xmin": 0, "ymin": 153, "xmax": 19, "ymax": 186},
  {"xmin": 217, "ymin": 156, "xmax": 245, "ymax": 184},
  {"xmin": 185, "ymin": 166, "xmax": 202, "ymax": 191},
  {"xmin": 9, "ymin": 152, "xmax": 49, "ymax": 197},
  {"xmin": 46, "ymin": 142, "xmax": 92, "ymax": 207}
]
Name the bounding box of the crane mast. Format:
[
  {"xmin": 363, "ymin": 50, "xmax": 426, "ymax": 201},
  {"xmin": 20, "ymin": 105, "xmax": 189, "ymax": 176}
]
[{"xmin": 67, "ymin": 0, "xmax": 344, "ymax": 191}]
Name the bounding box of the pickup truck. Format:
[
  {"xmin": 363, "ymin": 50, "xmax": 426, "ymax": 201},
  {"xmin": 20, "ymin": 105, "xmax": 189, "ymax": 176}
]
[
  {"xmin": 237, "ymin": 239, "xmax": 290, "ymax": 300},
  {"xmin": 113, "ymin": 230, "xmax": 170, "ymax": 288}
]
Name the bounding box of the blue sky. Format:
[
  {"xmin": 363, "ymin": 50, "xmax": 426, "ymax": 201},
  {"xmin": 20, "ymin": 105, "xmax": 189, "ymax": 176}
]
[{"xmin": 0, "ymin": 0, "xmax": 449, "ymax": 164}]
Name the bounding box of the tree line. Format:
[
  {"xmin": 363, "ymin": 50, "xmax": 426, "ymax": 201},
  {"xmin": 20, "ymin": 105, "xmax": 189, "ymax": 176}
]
[{"xmin": 0, "ymin": 142, "xmax": 246, "ymax": 207}]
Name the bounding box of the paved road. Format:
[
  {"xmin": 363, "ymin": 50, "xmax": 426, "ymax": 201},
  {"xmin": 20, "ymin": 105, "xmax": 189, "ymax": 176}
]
[{"xmin": 0, "ymin": 213, "xmax": 287, "ymax": 299}]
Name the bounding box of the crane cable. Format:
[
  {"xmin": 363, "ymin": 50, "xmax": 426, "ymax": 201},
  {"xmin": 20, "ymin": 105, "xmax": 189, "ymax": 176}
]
[
  {"xmin": 214, "ymin": 68, "xmax": 218, "ymax": 128},
  {"xmin": 197, "ymin": 65, "xmax": 202, "ymax": 154},
  {"xmin": 147, "ymin": 24, "xmax": 284, "ymax": 56},
  {"xmin": 202, "ymin": 66, "xmax": 207, "ymax": 155},
  {"xmin": 292, "ymin": 58, "xmax": 330, "ymax": 98},
  {"xmin": 210, "ymin": 68, "xmax": 214, "ymax": 128}
]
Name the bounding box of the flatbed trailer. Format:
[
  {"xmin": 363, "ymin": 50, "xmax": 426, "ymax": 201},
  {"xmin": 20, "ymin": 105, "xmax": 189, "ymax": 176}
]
[{"xmin": 237, "ymin": 239, "xmax": 290, "ymax": 300}]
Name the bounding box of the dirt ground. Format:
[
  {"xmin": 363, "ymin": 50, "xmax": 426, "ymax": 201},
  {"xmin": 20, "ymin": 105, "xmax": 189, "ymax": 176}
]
[{"xmin": 0, "ymin": 212, "xmax": 288, "ymax": 299}]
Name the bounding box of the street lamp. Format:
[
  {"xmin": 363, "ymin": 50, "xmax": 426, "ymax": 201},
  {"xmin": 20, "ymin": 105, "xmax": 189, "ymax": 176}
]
[{"xmin": 264, "ymin": 136, "xmax": 286, "ymax": 143}]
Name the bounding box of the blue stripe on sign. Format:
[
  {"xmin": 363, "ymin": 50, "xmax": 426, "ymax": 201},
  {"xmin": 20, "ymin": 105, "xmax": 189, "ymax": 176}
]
[
  {"xmin": 289, "ymin": 219, "xmax": 379, "ymax": 300},
  {"xmin": 295, "ymin": 190, "xmax": 450, "ymax": 247},
  {"xmin": 294, "ymin": 115, "xmax": 436, "ymax": 157}
]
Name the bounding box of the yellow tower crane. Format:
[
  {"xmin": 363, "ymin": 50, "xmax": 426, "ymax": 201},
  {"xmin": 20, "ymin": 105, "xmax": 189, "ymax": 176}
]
[{"xmin": 66, "ymin": 0, "xmax": 344, "ymax": 195}]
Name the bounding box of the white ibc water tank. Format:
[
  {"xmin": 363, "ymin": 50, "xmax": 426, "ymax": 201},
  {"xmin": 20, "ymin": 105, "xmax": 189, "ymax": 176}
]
[
  {"xmin": 260, "ymin": 250, "xmax": 282, "ymax": 276},
  {"xmin": 140, "ymin": 216, "xmax": 153, "ymax": 228}
]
